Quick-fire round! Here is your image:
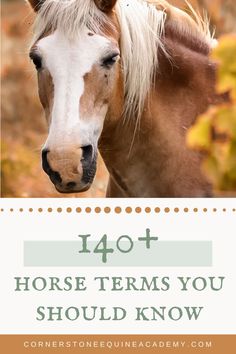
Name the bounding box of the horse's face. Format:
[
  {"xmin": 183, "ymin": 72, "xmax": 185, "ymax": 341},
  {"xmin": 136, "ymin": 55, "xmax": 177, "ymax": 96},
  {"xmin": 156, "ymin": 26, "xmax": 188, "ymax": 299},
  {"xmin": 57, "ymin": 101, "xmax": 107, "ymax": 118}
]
[{"xmin": 29, "ymin": 1, "xmax": 120, "ymax": 193}]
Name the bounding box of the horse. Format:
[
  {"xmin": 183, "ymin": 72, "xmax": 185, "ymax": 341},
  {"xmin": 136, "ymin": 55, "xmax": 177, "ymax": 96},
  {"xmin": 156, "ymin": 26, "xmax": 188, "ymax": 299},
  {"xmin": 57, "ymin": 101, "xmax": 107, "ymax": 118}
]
[{"xmin": 27, "ymin": 0, "xmax": 221, "ymax": 197}]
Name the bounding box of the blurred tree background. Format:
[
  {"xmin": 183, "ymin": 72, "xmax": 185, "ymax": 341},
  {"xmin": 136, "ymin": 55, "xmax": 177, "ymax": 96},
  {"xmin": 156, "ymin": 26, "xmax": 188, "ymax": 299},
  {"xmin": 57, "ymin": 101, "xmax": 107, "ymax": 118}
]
[
  {"xmin": 1, "ymin": 0, "xmax": 236, "ymax": 197},
  {"xmin": 187, "ymin": 35, "xmax": 236, "ymax": 194}
]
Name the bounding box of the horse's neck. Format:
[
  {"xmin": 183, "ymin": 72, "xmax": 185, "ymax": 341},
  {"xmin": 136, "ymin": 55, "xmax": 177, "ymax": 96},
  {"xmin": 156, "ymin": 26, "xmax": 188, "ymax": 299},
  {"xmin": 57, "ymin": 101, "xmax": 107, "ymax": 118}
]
[
  {"xmin": 99, "ymin": 22, "xmax": 217, "ymax": 198},
  {"xmin": 99, "ymin": 107, "xmax": 157, "ymax": 197}
]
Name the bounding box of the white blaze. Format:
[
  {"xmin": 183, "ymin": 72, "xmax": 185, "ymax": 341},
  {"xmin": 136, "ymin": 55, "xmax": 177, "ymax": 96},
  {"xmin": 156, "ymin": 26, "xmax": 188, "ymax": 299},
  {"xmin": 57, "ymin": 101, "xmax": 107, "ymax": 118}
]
[{"xmin": 36, "ymin": 28, "xmax": 110, "ymax": 149}]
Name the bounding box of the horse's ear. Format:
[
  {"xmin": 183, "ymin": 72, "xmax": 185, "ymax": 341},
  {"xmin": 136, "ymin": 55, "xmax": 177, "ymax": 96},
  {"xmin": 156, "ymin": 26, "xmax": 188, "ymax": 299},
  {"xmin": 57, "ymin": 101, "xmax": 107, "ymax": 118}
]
[
  {"xmin": 27, "ymin": 0, "xmax": 44, "ymax": 12},
  {"xmin": 94, "ymin": 0, "xmax": 117, "ymax": 13}
]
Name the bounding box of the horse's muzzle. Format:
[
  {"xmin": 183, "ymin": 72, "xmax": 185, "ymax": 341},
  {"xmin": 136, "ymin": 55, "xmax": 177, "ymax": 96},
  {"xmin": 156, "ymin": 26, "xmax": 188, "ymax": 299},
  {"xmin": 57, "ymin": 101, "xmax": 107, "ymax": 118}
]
[{"xmin": 42, "ymin": 146, "xmax": 97, "ymax": 193}]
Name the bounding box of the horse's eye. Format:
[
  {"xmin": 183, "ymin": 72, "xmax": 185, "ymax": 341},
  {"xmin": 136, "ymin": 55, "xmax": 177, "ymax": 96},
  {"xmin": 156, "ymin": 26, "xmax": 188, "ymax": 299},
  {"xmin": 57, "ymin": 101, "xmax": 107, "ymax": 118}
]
[
  {"xmin": 102, "ymin": 54, "xmax": 119, "ymax": 68},
  {"xmin": 30, "ymin": 53, "xmax": 42, "ymax": 70}
]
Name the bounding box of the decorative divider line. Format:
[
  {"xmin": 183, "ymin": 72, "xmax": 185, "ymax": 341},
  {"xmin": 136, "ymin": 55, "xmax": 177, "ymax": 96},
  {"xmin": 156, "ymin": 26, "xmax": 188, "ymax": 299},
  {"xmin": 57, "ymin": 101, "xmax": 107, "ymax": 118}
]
[{"xmin": 0, "ymin": 207, "xmax": 235, "ymax": 214}]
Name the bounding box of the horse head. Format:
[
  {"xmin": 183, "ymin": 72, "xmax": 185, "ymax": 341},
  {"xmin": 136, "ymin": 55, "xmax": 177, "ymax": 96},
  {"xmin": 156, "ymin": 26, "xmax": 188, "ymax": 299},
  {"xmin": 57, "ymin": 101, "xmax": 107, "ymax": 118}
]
[{"xmin": 28, "ymin": 0, "xmax": 122, "ymax": 193}]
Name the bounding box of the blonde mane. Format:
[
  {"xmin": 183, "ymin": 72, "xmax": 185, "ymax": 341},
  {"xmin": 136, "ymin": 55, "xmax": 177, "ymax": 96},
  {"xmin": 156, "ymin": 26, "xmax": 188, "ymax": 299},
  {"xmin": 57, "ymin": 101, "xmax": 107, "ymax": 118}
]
[{"xmin": 32, "ymin": 0, "xmax": 212, "ymax": 121}]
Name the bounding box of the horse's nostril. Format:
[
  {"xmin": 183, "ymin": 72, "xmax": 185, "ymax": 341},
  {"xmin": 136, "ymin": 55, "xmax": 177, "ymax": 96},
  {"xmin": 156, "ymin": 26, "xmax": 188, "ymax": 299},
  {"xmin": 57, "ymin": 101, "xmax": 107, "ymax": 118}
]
[
  {"xmin": 81, "ymin": 145, "xmax": 93, "ymax": 165},
  {"xmin": 52, "ymin": 171, "xmax": 62, "ymax": 184},
  {"xmin": 42, "ymin": 149, "xmax": 51, "ymax": 174},
  {"xmin": 42, "ymin": 149, "xmax": 62, "ymax": 184},
  {"xmin": 66, "ymin": 181, "xmax": 76, "ymax": 188}
]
